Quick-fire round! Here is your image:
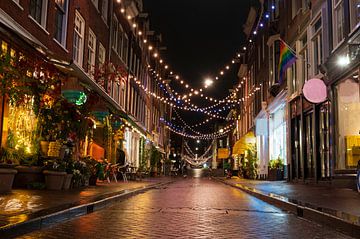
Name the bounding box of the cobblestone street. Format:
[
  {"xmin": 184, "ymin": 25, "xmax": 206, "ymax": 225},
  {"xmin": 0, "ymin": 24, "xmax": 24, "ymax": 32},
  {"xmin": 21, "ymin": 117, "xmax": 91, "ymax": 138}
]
[{"xmin": 15, "ymin": 178, "xmax": 353, "ymax": 239}]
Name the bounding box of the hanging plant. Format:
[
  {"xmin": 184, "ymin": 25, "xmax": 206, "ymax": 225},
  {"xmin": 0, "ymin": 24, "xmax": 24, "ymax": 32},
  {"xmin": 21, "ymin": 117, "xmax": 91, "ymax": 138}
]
[{"xmin": 93, "ymin": 61, "xmax": 128, "ymax": 93}]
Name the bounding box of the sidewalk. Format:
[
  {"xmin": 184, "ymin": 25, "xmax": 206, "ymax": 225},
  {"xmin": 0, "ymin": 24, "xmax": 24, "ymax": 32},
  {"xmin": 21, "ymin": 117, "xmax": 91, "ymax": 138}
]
[
  {"xmin": 215, "ymin": 177, "xmax": 360, "ymax": 237},
  {"xmin": 0, "ymin": 177, "xmax": 172, "ymax": 237}
]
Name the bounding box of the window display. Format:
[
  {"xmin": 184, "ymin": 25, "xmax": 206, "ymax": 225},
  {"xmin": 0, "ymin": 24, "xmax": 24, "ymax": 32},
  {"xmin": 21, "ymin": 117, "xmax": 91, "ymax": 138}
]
[{"xmin": 335, "ymin": 71, "xmax": 360, "ymax": 169}]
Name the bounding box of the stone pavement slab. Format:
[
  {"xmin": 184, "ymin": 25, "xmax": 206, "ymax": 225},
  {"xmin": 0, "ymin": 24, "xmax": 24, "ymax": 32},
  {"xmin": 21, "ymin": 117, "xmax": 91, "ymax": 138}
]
[
  {"xmin": 16, "ymin": 179, "xmax": 353, "ymax": 239},
  {"xmin": 216, "ymin": 177, "xmax": 360, "ymax": 237},
  {"xmin": 0, "ymin": 177, "xmax": 170, "ymax": 233}
]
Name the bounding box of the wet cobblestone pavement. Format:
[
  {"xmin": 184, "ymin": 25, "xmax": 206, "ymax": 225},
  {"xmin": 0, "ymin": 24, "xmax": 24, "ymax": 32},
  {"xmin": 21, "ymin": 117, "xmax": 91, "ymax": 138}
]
[{"xmin": 16, "ymin": 178, "xmax": 354, "ymax": 239}]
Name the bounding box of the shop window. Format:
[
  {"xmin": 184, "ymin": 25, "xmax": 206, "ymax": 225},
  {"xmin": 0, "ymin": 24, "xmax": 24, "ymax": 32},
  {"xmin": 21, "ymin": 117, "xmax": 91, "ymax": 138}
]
[
  {"xmin": 73, "ymin": 11, "xmax": 85, "ymax": 67},
  {"xmin": 6, "ymin": 98, "xmax": 38, "ymax": 154},
  {"xmin": 335, "ymin": 72, "xmax": 360, "ymax": 169},
  {"xmin": 87, "ymin": 29, "xmax": 96, "ymax": 76},
  {"xmin": 350, "ymin": 0, "xmax": 360, "ymax": 31},
  {"xmin": 332, "ymin": 0, "xmax": 345, "ymax": 48},
  {"xmin": 54, "ymin": 0, "xmax": 68, "ymax": 46},
  {"xmin": 29, "ymin": 0, "xmax": 48, "ymax": 27}
]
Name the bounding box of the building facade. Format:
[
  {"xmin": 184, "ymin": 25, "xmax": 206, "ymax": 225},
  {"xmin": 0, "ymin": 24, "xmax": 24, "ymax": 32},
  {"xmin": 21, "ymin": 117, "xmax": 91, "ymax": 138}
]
[{"xmin": 0, "ymin": 0, "xmax": 171, "ymax": 171}]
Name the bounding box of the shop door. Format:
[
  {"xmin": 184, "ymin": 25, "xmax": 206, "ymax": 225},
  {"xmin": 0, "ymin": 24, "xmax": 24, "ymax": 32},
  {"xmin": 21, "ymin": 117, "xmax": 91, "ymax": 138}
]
[
  {"xmin": 304, "ymin": 113, "xmax": 315, "ymax": 178},
  {"xmin": 291, "ymin": 117, "xmax": 302, "ymax": 179},
  {"xmin": 319, "ymin": 104, "xmax": 331, "ymax": 178}
]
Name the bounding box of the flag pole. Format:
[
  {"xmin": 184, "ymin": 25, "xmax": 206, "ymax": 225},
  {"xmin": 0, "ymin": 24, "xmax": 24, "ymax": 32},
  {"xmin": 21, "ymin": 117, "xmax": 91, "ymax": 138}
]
[{"xmin": 280, "ymin": 38, "xmax": 308, "ymax": 63}]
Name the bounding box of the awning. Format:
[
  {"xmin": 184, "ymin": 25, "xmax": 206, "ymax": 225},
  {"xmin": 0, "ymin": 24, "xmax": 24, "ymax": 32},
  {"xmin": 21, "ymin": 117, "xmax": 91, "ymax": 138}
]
[{"xmin": 232, "ymin": 131, "xmax": 256, "ymax": 155}]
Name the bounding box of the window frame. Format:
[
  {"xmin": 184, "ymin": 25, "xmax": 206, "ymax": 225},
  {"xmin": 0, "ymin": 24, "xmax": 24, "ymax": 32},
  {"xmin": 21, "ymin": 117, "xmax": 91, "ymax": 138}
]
[
  {"xmin": 54, "ymin": 0, "xmax": 69, "ymax": 47},
  {"xmin": 87, "ymin": 28, "xmax": 97, "ymax": 77},
  {"xmin": 29, "ymin": 0, "xmax": 48, "ymax": 28},
  {"xmin": 73, "ymin": 11, "xmax": 85, "ymax": 67}
]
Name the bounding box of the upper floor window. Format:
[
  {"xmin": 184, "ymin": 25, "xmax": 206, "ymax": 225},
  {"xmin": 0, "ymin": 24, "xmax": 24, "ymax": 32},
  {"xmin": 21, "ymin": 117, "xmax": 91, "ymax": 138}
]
[
  {"xmin": 350, "ymin": 0, "xmax": 360, "ymax": 31},
  {"xmin": 29, "ymin": 0, "xmax": 48, "ymax": 27},
  {"xmin": 91, "ymin": 0, "xmax": 98, "ymax": 9},
  {"xmin": 111, "ymin": 16, "xmax": 118, "ymax": 51},
  {"xmin": 291, "ymin": 0, "xmax": 301, "ymax": 19},
  {"xmin": 297, "ymin": 33, "xmax": 308, "ymax": 89},
  {"xmin": 87, "ymin": 29, "xmax": 96, "ymax": 76},
  {"xmin": 268, "ymin": 39, "xmax": 280, "ymax": 86},
  {"xmin": 101, "ymin": 0, "xmax": 109, "ymax": 22},
  {"xmin": 73, "ymin": 11, "xmax": 85, "ymax": 67},
  {"xmin": 54, "ymin": 0, "xmax": 68, "ymax": 46},
  {"xmin": 98, "ymin": 43, "xmax": 106, "ymax": 65},
  {"xmin": 332, "ymin": 0, "xmax": 345, "ymax": 48},
  {"xmin": 311, "ymin": 16, "xmax": 323, "ymax": 75}
]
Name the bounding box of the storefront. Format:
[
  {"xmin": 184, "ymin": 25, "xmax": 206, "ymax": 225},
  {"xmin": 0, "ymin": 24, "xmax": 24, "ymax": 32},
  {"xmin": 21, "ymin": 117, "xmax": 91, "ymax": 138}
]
[
  {"xmin": 255, "ymin": 90, "xmax": 287, "ymax": 179},
  {"xmin": 334, "ymin": 69, "xmax": 360, "ymax": 170}
]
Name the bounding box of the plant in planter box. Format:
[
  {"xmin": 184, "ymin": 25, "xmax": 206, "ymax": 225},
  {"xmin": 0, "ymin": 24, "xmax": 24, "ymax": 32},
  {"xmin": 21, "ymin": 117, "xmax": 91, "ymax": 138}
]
[
  {"xmin": 43, "ymin": 159, "xmax": 66, "ymax": 190},
  {"xmin": 150, "ymin": 146, "xmax": 161, "ymax": 177},
  {"xmin": 14, "ymin": 153, "xmax": 45, "ymax": 189},
  {"xmin": 72, "ymin": 158, "xmax": 92, "ymax": 188},
  {"xmin": 268, "ymin": 156, "xmax": 284, "ymax": 181}
]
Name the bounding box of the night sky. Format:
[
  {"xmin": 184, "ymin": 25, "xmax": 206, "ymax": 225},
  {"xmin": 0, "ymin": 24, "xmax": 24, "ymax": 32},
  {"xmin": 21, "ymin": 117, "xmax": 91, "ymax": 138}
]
[{"xmin": 142, "ymin": 0, "xmax": 255, "ymax": 147}]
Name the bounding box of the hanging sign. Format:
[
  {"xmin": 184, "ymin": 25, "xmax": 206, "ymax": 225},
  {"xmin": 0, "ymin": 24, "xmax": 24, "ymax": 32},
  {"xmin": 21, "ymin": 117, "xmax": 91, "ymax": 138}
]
[
  {"xmin": 302, "ymin": 78, "xmax": 327, "ymax": 104},
  {"xmin": 218, "ymin": 148, "xmax": 229, "ymax": 159}
]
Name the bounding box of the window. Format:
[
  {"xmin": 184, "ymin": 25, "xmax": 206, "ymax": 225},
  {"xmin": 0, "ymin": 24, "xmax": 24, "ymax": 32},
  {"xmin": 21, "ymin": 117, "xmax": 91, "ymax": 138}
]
[
  {"xmin": 91, "ymin": 0, "xmax": 98, "ymax": 9},
  {"xmin": 87, "ymin": 29, "xmax": 96, "ymax": 76},
  {"xmin": 111, "ymin": 16, "xmax": 118, "ymax": 51},
  {"xmin": 123, "ymin": 33, "xmax": 129, "ymax": 64},
  {"xmin": 54, "ymin": 0, "xmax": 68, "ymax": 46},
  {"xmin": 101, "ymin": 0, "xmax": 108, "ymax": 22},
  {"xmin": 73, "ymin": 11, "xmax": 85, "ymax": 67},
  {"xmin": 298, "ymin": 33, "xmax": 308, "ymax": 87},
  {"xmin": 292, "ymin": 0, "xmax": 301, "ymax": 19},
  {"xmin": 268, "ymin": 39, "xmax": 280, "ymax": 85},
  {"xmin": 350, "ymin": 0, "xmax": 360, "ymax": 31},
  {"xmin": 29, "ymin": 0, "xmax": 48, "ymax": 27},
  {"xmin": 117, "ymin": 24, "xmax": 124, "ymax": 58},
  {"xmin": 332, "ymin": 0, "xmax": 345, "ymax": 47},
  {"xmin": 270, "ymin": 0, "xmax": 280, "ymax": 20},
  {"xmin": 311, "ymin": 16, "xmax": 323, "ymax": 75},
  {"xmin": 98, "ymin": 43, "xmax": 106, "ymax": 65}
]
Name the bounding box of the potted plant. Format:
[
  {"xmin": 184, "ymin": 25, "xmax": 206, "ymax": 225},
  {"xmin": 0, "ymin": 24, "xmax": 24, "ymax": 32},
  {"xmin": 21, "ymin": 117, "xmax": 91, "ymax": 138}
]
[
  {"xmin": 150, "ymin": 146, "xmax": 160, "ymax": 177},
  {"xmin": 0, "ymin": 148, "xmax": 20, "ymax": 192},
  {"xmin": 14, "ymin": 153, "xmax": 45, "ymax": 188},
  {"xmin": 43, "ymin": 159, "xmax": 66, "ymax": 190},
  {"xmin": 268, "ymin": 156, "xmax": 284, "ymax": 181}
]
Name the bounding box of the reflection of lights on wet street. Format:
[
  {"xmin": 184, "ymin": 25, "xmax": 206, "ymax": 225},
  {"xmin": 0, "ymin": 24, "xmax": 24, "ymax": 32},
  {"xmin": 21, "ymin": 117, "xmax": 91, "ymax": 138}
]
[{"xmin": 192, "ymin": 168, "xmax": 203, "ymax": 178}]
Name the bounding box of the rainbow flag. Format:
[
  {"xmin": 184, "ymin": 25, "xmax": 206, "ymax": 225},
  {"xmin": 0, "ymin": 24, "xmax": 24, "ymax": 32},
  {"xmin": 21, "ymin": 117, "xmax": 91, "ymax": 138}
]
[{"xmin": 278, "ymin": 39, "xmax": 297, "ymax": 84}]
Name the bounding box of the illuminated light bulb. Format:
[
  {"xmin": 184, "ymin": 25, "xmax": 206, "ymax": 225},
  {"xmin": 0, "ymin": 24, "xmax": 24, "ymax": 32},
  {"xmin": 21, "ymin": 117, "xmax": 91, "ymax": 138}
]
[
  {"xmin": 132, "ymin": 23, "xmax": 137, "ymax": 28},
  {"xmin": 143, "ymin": 39, "xmax": 147, "ymax": 43},
  {"xmin": 260, "ymin": 23, "xmax": 264, "ymax": 27},
  {"xmin": 127, "ymin": 15, "xmax": 131, "ymax": 20},
  {"xmin": 226, "ymin": 66, "xmax": 230, "ymax": 70},
  {"xmin": 153, "ymin": 53, "xmax": 158, "ymax": 58},
  {"xmin": 189, "ymin": 93, "xmax": 193, "ymax": 96},
  {"xmin": 253, "ymin": 31, "xmax": 257, "ymax": 35},
  {"xmin": 185, "ymin": 84, "xmax": 189, "ymax": 88},
  {"xmin": 232, "ymin": 60, "xmax": 235, "ymax": 64},
  {"xmin": 175, "ymin": 75, "xmax": 180, "ymax": 80},
  {"xmin": 117, "ymin": 0, "xmax": 121, "ymax": 3},
  {"xmin": 194, "ymin": 91, "xmax": 199, "ymax": 95},
  {"xmin": 237, "ymin": 53, "xmax": 241, "ymax": 57},
  {"xmin": 249, "ymin": 39, "xmax": 253, "ymax": 43},
  {"xmin": 220, "ymin": 71, "xmax": 224, "ymax": 75},
  {"xmin": 159, "ymin": 59, "xmax": 163, "ymax": 63},
  {"xmin": 201, "ymin": 94, "xmax": 204, "ymax": 97},
  {"xmin": 243, "ymin": 47, "xmax": 247, "ymax": 50},
  {"xmin": 121, "ymin": 8, "xmax": 125, "ymax": 13},
  {"xmin": 165, "ymin": 65, "xmax": 168, "ymax": 69},
  {"xmin": 148, "ymin": 45, "xmax": 153, "ymax": 50},
  {"xmin": 191, "ymin": 89, "xmax": 194, "ymax": 92},
  {"xmin": 215, "ymin": 77, "xmax": 219, "ymax": 80},
  {"xmin": 138, "ymin": 31, "xmax": 142, "ymax": 35}
]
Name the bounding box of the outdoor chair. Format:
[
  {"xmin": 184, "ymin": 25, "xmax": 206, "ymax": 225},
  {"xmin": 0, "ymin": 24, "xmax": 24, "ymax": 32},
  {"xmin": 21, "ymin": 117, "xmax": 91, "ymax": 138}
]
[
  {"xmin": 105, "ymin": 163, "xmax": 119, "ymax": 183},
  {"xmin": 117, "ymin": 164, "xmax": 129, "ymax": 182}
]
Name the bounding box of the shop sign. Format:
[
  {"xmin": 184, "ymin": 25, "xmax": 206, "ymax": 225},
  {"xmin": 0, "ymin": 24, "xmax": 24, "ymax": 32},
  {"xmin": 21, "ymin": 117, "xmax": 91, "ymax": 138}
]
[
  {"xmin": 302, "ymin": 78, "xmax": 327, "ymax": 104},
  {"xmin": 218, "ymin": 148, "xmax": 229, "ymax": 159}
]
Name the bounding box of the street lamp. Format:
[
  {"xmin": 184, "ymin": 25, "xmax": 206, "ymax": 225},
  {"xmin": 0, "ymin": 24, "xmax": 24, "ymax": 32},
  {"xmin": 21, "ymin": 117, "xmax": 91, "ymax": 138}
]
[{"xmin": 337, "ymin": 55, "xmax": 350, "ymax": 67}]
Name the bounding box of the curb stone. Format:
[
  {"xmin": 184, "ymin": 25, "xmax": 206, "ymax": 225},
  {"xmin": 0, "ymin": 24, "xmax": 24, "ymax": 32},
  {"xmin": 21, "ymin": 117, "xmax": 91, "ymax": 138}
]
[
  {"xmin": 1, "ymin": 181, "xmax": 174, "ymax": 238},
  {"xmin": 214, "ymin": 177, "xmax": 360, "ymax": 238}
]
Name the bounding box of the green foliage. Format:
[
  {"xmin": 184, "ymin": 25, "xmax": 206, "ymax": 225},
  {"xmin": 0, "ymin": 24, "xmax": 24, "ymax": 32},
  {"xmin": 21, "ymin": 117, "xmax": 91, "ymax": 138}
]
[
  {"xmin": 0, "ymin": 147, "xmax": 25, "ymax": 165},
  {"xmin": 150, "ymin": 145, "xmax": 161, "ymax": 171},
  {"xmin": 269, "ymin": 156, "xmax": 284, "ymax": 170},
  {"xmin": 239, "ymin": 144, "xmax": 258, "ymax": 179},
  {"xmin": 43, "ymin": 159, "xmax": 66, "ymax": 172}
]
